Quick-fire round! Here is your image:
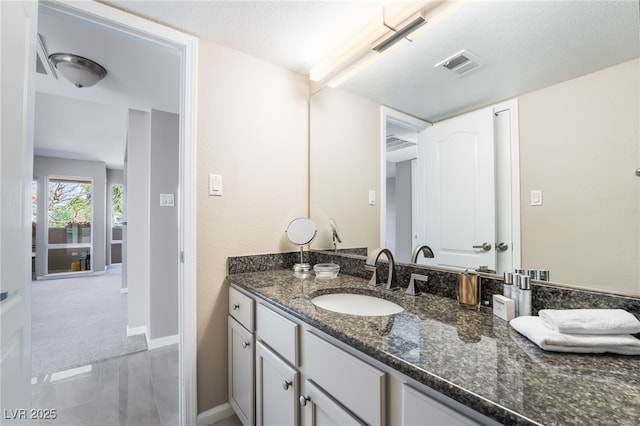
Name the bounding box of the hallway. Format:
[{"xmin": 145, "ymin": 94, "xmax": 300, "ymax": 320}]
[{"xmin": 32, "ymin": 344, "xmax": 178, "ymax": 426}]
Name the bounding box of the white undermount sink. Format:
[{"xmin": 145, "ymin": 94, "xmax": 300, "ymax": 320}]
[{"xmin": 311, "ymin": 292, "xmax": 404, "ymax": 316}]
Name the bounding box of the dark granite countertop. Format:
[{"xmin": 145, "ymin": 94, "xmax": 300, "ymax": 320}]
[{"xmin": 228, "ymin": 269, "xmax": 640, "ymax": 426}]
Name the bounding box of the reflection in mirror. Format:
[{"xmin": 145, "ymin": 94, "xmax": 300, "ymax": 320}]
[{"xmin": 309, "ymin": 1, "xmax": 640, "ymax": 296}]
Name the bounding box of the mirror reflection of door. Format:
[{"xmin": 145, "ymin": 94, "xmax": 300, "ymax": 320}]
[
  {"xmin": 416, "ymin": 100, "xmax": 520, "ymax": 274},
  {"xmin": 421, "ymin": 107, "xmax": 496, "ymax": 271}
]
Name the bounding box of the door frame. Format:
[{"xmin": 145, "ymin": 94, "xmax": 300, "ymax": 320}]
[
  {"xmin": 379, "ymin": 107, "xmax": 431, "ymax": 251},
  {"xmin": 41, "ymin": 1, "xmax": 199, "ymax": 424}
]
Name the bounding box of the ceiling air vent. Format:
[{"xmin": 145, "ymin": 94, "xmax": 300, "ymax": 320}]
[
  {"xmin": 386, "ymin": 135, "xmax": 416, "ymax": 152},
  {"xmin": 435, "ymin": 50, "xmax": 483, "ymax": 76}
]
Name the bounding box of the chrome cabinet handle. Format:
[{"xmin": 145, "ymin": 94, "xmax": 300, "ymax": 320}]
[
  {"xmin": 472, "ymin": 242, "xmax": 492, "ymax": 251},
  {"xmin": 242, "ymin": 341, "xmax": 250, "ymax": 349},
  {"xmin": 299, "ymin": 395, "xmax": 310, "ymax": 406},
  {"xmin": 282, "ymin": 380, "xmax": 292, "ymax": 391},
  {"xmin": 496, "ymin": 242, "xmax": 509, "ymax": 252},
  {"xmin": 232, "ymin": 303, "xmax": 240, "ymax": 310}
]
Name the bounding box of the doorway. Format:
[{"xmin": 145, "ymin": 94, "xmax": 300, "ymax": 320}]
[
  {"xmin": 380, "ymin": 107, "xmax": 431, "ymax": 263},
  {"xmin": 30, "ymin": 1, "xmax": 198, "ymax": 423}
]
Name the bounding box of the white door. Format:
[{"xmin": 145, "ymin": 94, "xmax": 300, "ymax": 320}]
[
  {"xmin": 1, "ymin": 0, "xmax": 38, "ymax": 420},
  {"xmin": 420, "ymin": 107, "xmax": 496, "ymax": 271},
  {"xmin": 256, "ymin": 341, "xmax": 299, "ymax": 426},
  {"xmin": 228, "ymin": 318, "xmax": 254, "ymax": 426}
]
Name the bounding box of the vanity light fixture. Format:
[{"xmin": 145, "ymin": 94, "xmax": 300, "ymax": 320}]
[
  {"xmin": 372, "ymin": 11, "xmax": 427, "ymax": 53},
  {"xmin": 310, "ymin": 1, "xmax": 465, "ymax": 89},
  {"xmin": 48, "ymin": 53, "xmax": 107, "ymax": 88}
]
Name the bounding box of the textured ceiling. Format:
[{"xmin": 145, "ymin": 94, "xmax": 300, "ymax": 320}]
[{"xmin": 34, "ymin": 1, "xmax": 640, "ymax": 169}]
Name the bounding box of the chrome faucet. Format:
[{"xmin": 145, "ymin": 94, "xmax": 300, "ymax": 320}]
[
  {"xmin": 364, "ymin": 248, "xmax": 397, "ymax": 289},
  {"xmin": 411, "ymin": 245, "xmax": 434, "ymax": 263}
]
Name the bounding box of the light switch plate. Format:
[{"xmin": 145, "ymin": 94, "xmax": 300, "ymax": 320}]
[
  {"xmin": 368, "ymin": 190, "xmax": 376, "ymax": 206},
  {"xmin": 530, "ymin": 190, "xmax": 542, "ymax": 206},
  {"xmin": 209, "ymin": 174, "xmax": 223, "ymax": 196},
  {"xmin": 160, "ymin": 193, "xmax": 175, "ymax": 207}
]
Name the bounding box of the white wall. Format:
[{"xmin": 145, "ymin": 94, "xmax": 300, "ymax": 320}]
[
  {"xmin": 125, "ymin": 110, "xmax": 150, "ymax": 331},
  {"xmin": 196, "ymin": 39, "xmax": 309, "ymax": 412},
  {"xmin": 33, "ymin": 156, "xmax": 107, "ymax": 276},
  {"xmin": 395, "ymin": 160, "xmax": 413, "ymax": 263},
  {"xmin": 149, "ymin": 109, "xmax": 179, "ymax": 340},
  {"xmin": 519, "ymin": 58, "xmax": 639, "ymax": 294},
  {"xmin": 310, "ymin": 87, "xmax": 380, "ymax": 252}
]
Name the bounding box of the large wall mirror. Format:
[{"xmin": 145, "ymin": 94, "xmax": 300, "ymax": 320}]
[{"xmin": 310, "ymin": 1, "xmax": 640, "ymax": 296}]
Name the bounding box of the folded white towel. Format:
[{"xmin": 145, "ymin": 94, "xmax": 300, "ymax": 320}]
[
  {"xmin": 539, "ymin": 309, "xmax": 640, "ymax": 335},
  {"xmin": 510, "ymin": 316, "xmax": 640, "ymax": 355}
]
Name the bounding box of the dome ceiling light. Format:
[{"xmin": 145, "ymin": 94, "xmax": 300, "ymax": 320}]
[{"xmin": 48, "ymin": 53, "xmax": 107, "ymax": 88}]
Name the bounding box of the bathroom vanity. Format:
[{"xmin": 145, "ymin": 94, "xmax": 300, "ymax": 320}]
[{"xmin": 227, "ymin": 265, "xmax": 640, "ymax": 426}]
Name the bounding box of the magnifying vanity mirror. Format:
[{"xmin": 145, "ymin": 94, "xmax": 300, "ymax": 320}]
[
  {"xmin": 286, "ymin": 218, "xmax": 317, "ymax": 272},
  {"xmin": 309, "ymin": 1, "xmax": 640, "ymax": 296}
]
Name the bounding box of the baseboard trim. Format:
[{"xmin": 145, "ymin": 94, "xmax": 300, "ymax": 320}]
[
  {"xmin": 126, "ymin": 325, "xmax": 148, "ymax": 341},
  {"xmin": 148, "ymin": 333, "xmax": 179, "ymax": 350},
  {"xmin": 197, "ymin": 403, "xmax": 235, "ymax": 426}
]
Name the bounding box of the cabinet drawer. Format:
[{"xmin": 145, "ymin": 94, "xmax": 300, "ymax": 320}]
[
  {"xmin": 303, "ymin": 331, "xmax": 385, "ymax": 426},
  {"xmin": 230, "ymin": 286, "xmax": 254, "ymax": 331},
  {"xmin": 257, "ymin": 303, "xmax": 299, "ymax": 366}
]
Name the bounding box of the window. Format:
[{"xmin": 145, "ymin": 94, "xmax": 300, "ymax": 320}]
[
  {"xmin": 46, "ymin": 178, "xmax": 92, "ymax": 274},
  {"xmin": 111, "ymin": 184, "xmax": 124, "ymax": 264}
]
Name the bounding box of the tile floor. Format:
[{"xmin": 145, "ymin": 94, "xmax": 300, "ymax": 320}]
[{"xmin": 31, "ymin": 344, "xmax": 178, "ymax": 426}]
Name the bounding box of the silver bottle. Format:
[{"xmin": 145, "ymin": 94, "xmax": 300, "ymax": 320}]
[
  {"xmin": 503, "ymin": 271, "xmax": 513, "ymax": 298},
  {"xmin": 519, "ymin": 275, "xmax": 532, "ymax": 316}
]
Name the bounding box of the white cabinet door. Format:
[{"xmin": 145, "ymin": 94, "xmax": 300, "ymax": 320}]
[
  {"xmin": 402, "ymin": 384, "xmax": 481, "ymax": 426},
  {"xmin": 420, "ymin": 106, "xmax": 496, "ymax": 271},
  {"xmin": 256, "ymin": 341, "xmax": 299, "ymax": 426},
  {"xmin": 228, "ymin": 317, "xmax": 254, "ymax": 426},
  {"xmin": 300, "ymin": 380, "xmax": 364, "ymax": 426}
]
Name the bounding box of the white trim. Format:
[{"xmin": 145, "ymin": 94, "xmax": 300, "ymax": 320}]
[
  {"xmin": 196, "ymin": 403, "xmax": 235, "ymax": 426},
  {"xmin": 490, "ymin": 98, "xmax": 521, "ymax": 270},
  {"xmin": 37, "ymin": 270, "xmax": 106, "ymax": 280},
  {"xmin": 148, "ymin": 333, "xmax": 179, "ymax": 350},
  {"xmin": 127, "ymin": 325, "xmax": 148, "ymax": 339},
  {"xmin": 379, "ymin": 106, "xmax": 432, "ymax": 248},
  {"xmin": 44, "ymin": 3, "xmax": 200, "ymax": 426}
]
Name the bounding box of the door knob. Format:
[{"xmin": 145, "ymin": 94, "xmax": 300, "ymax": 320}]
[
  {"xmin": 299, "ymin": 395, "xmax": 310, "ymax": 406},
  {"xmin": 282, "ymin": 380, "xmax": 292, "ymax": 391},
  {"xmin": 472, "ymin": 242, "xmax": 492, "ymax": 251},
  {"xmin": 242, "ymin": 341, "xmax": 250, "ymax": 349},
  {"xmin": 496, "ymin": 242, "xmax": 509, "ymax": 252}
]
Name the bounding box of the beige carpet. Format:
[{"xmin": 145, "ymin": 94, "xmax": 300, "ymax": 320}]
[{"xmin": 31, "ymin": 265, "xmax": 147, "ymax": 377}]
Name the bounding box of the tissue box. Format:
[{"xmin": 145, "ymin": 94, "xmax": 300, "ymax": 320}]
[{"xmin": 493, "ymin": 295, "xmax": 515, "ymax": 321}]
